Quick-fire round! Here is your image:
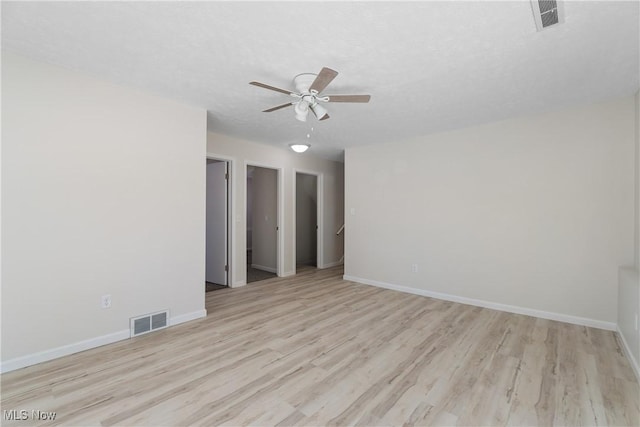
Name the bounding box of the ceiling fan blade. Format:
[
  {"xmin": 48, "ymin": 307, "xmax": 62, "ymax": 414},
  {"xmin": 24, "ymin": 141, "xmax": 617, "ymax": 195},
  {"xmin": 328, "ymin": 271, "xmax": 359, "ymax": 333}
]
[
  {"xmin": 263, "ymin": 102, "xmax": 294, "ymax": 112},
  {"xmin": 309, "ymin": 67, "xmax": 338, "ymax": 93},
  {"xmin": 325, "ymin": 95, "xmax": 371, "ymax": 103},
  {"xmin": 250, "ymin": 81, "xmax": 294, "ymax": 95}
]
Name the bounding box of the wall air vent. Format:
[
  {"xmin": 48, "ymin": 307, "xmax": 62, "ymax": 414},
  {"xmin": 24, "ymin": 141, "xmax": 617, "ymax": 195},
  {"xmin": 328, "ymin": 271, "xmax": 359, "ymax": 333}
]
[
  {"xmin": 130, "ymin": 310, "xmax": 169, "ymax": 337},
  {"xmin": 531, "ymin": 0, "xmax": 564, "ymax": 31}
]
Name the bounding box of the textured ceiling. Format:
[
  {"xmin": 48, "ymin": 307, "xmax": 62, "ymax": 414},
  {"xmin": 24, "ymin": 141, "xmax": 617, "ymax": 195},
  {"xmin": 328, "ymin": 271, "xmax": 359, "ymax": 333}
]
[{"xmin": 2, "ymin": 1, "xmax": 639, "ymax": 161}]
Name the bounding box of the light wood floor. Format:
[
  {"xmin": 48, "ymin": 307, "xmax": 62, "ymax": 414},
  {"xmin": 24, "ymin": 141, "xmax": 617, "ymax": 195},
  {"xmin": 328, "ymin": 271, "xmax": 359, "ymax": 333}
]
[{"xmin": 2, "ymin": 266, "xmax": 638, "ymax": 426}]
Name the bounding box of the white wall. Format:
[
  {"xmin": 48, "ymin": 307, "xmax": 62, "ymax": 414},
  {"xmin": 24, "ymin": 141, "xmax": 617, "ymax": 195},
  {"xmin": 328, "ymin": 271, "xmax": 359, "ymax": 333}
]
[
  {"xmin": 345, "ymin": 96, "xmax": 635, "ymax": 327},
  {"xmin": 206, "ymin": 132, "xmax": 344, "ymax": 286},
  {"xmin": 1, "ymin": 53, "xmax": 207, "ymax": 370},
  {"xmin": 617, "ymin": 90, "xmax": 640, "ymax": 379},
  {"xmin": 251, "ymin": 167, "xmax": 278, "ymax": 272},
  {"xmin": 296, "ymin": 173, "xmax": 318, "ymax": 265}
]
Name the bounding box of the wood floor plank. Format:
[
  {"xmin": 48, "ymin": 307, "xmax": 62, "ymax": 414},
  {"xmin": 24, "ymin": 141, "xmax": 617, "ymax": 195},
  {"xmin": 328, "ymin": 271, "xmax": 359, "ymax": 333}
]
[{"xmin": 1, "ymin": 266, "xmax": 638, "ymax": 426}]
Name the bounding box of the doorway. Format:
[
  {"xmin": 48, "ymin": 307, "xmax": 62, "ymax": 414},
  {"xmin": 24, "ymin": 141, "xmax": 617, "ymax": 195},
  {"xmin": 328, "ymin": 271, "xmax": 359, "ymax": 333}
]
[
  {"xmin": 295, "ymin": 172, "xmax": 318, "ymax": 269},
  {"xmin": 205, "ymin": 159, "xmax": 229, "ymax": 292},
  {"xmin": 246, "ymin": 165, "xmax": 278, "ymax": 283}
]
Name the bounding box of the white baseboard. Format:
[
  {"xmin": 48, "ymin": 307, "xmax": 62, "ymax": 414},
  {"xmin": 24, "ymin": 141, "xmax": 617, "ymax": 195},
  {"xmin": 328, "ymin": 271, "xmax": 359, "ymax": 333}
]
[
  {"xmin": 0, "ymin": 329, "xmax": 130, "ymax": 374},
  {"xmin": 251, "ymin": 264, "xmax": 277, "ymax": 273},
  {"xmin": 617, "ymin": 325, "xmax": 640, "ymax": 382},
  {"xmin": 343, "ymin": 275, "xmax": 617, "ymax": 331},
  {"xmin": 0, "ymin": 309, "xmax": 208, "ymax": 374},
  {"xmin": 170, "ymin": 309, "xmax": 207, "ymax": 327},
  {"xmin": 320, "ymin": 260, "xmax": 344, "ymax": 269},
  {"xmin": 280, "ymin": 271, "xmax": 296, "ymax": 277}
]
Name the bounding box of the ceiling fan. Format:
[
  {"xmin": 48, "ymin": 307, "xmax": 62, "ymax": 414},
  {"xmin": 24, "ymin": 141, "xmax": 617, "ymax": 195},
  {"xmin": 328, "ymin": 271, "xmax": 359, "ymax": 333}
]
[{"xmin": 250, "ymin": 67, "xmax": 371, "ymax": 122}]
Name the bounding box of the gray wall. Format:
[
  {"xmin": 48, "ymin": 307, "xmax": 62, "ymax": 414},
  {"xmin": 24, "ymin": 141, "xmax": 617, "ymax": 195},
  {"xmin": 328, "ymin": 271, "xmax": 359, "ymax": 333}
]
[
  {"xmin": 2, "ymin": 52, "xmax": 206, "ymax": 367},
  {"xmin": 345, "ymin": 96, "xmax": 635, "ymax": 326}
]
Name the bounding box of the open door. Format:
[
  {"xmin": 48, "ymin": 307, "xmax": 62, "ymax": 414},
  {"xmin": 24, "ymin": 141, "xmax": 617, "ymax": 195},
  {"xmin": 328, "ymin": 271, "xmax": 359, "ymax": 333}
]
[
  {"xmin": 206, "ymin": 159, "xmax": 228, "ymax": 286},
  {"xmin": 246, "ymin": 165, "xmax": 278, "ymax": 283},
  {"xmin": 296, "ymin": 172, "xmax": 318, "ymax": 268}
]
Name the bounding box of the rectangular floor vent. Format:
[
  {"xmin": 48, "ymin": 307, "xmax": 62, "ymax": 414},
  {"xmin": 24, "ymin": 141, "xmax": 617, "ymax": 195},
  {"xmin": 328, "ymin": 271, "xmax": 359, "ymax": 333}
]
[{"xmin": 130, "ymin": 310, "xmax": 169, "ymax": 337}]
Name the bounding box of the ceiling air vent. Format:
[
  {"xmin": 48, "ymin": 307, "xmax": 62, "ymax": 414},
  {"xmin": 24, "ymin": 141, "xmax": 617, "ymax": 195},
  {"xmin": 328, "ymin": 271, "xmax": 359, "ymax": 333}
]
[{"xmin": 531, "ymin": 0, "xmax": 564, "ymax": 31}]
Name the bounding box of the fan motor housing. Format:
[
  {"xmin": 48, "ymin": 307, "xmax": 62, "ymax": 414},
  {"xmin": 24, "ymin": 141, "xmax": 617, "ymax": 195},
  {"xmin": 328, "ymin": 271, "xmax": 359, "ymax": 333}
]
[{"xmin": 293, "ymin": 73, "xmax": 317, "ymax": 94}]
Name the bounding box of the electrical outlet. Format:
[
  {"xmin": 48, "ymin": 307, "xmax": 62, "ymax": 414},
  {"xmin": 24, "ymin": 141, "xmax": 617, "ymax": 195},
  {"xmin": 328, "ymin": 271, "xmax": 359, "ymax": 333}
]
[
  {"xmin": 101, "ymin": 294, "xmax": 111, "ymax": 309},
  {"xmin": 411, "ymin": 264, "xmax": 419, "ymax": 273}
]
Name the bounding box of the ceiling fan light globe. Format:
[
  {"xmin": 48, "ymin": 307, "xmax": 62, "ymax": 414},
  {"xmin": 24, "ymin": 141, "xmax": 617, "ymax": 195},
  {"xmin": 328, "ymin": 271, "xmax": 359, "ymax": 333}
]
[
  {"xmin": 294, "ymin": 101, "xmax": 309, "ymax": 122},
  {"xmin": 290, "ymin": 144, "xmax": 310, "ymax": 153}
]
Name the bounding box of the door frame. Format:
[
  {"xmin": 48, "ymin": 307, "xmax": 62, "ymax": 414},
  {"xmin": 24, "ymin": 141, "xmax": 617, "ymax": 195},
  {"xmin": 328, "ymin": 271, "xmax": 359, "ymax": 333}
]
[
  {"xmin": 245, "ymin": 161, "xmax": 284, "ymax": 278},
  {"xmin": 206, "ymin": 153, "xmax": 234, "ymax": 287},
  {"xmin": 292, "ymin": 169, "xmax": 323, "ymax": 273}
]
